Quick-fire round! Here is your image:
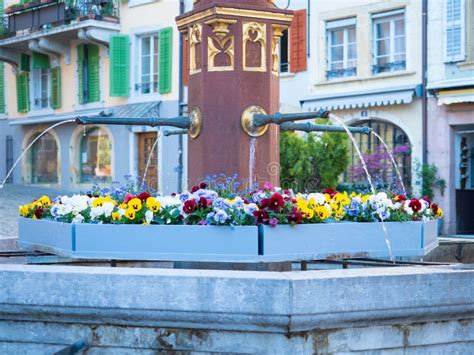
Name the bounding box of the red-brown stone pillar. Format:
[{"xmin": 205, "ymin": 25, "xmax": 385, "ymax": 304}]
[{"xmin": 177, "ymin": 0, "xmax": 293, "ymax": 187}]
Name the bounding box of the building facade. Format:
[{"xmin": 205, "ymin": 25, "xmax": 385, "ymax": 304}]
[
  {"xmin": 276, "ymin": 0, "xmax": 423, "ymax": 194},
  {"xmin": 427, "ymin": 0, "xmax": 474, "ymax": 234},
  {"xmin": 0, "ymin": 0, "xmax": 193, "ymax": 193}
]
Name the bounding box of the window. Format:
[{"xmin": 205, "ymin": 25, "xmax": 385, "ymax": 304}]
[
  {"xmin": 80, "ymin": 127, "xmax": 112, "ymax": 183},
  {"xmin": 326, "ymin": 18, "xmax": 357, "ymax": 79},
  {"xmin": 30, "ymin": 132, "xmax": 58, "ymax": 184},
  {"xmin": 372, "ymin": 9, "xmax": 406, "ymax": 74},
  {"xmin": 136, "ymin": 34, "xmax": 159, "ymax": 94},
  {"xmin": 31, "ymin": 68, "xmax": 49, "ymax": 110},
  {"xmin": 444, "ymin": 0, "xmax": 466, "ymax": 62},
  {"xmin": 344, "ymin": 120, "xmax": 411, "ymax": 191},
  {"xmin": 280, "ymin": 29, "xmax": 289, "ymax": 73}
]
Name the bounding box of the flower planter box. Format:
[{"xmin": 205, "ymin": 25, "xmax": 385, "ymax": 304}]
[
  {"xmin": 18, "ymin": 218, "xmax": 259, "ymax": 261},
  {"xmin": 18, "ymin": 218, "xmax": 438, "ymax": 262},
  {"xmin": 261, "ymin": 219, "xmax": 438, "ymax": 260}
]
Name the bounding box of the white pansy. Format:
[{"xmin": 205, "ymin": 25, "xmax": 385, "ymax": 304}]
[
  {"xmin": 307, "ymin": 193, "xmax": 326, "ymax": 205},
  {"xmin": 102, "ymin": 202, "xmax": 115, "ymax": 217},
  {"xmin": 72, "ymin": 214, "xmax": 84, "ymax": 224},
  {"xmin": 145, "ymin": 210, "xmax": 154, "ymax": 224},
  {"xmin": 90, "ymin": 206, "xmax": 104, "ymax": 219}
]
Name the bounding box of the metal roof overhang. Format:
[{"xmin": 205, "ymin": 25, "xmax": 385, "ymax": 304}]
[{"xmin": 300, "ymin": 85, "xmax": 419, "ymax": 111}]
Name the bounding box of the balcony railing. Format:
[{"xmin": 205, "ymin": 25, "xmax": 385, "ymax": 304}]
[
  {"xmin": 326, "ymin": 67, "xmax": 357, "ymax": 80},
  {"xmin": 372, "ymin": 60, "xmax": 406, "ymax": 75},
  {"xmin": 1, "ymin": 0, "xmax": 119, "ymax": 38}
]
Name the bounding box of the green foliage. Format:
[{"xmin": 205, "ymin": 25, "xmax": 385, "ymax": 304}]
[
  {"xmin": 415, "ymin": 161, "xmax": 446, "ymax": 200},
  {"xmin": 280, "ymin": 121, "xmax": 350, "ymax": 192}
]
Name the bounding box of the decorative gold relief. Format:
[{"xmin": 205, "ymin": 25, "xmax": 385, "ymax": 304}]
[
  {"xmin": 189, "ymin": 24, "xmax": 202, "ymax": 75},
  {"xmin": 243, "ymin": 22, "xmax": 266, "ymax": 72},
  {"xmin": 205, "ymin": 19, "xmax": 236, "ymax": 72},
  {"xmin": 188, "ymin": 107, "xmax": 202, "ymax": 139},
  {"xmin": 271, "ymin": 24, "xmax": 288, "ymax": 76},
  {"xmin": 241, "ymin": 105, "xmax": 268, "ymax": 137}
]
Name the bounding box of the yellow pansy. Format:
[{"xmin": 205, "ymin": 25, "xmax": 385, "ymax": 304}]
[
  {"xmin": 300, "ymin": 206, "xmax": 314, "ymax": 219},
  {"xmin": 128, "ymin": 198, "xmax": 142, "ymax": 211},
  {"xmin": 315, "ymin": 206, "xmax": 330, "ymax": 220},
  {"xmin": 146, "ymin": 197, "xmax": 161, "ymax": 213},
  {"xmin": 125, "ymin": 207, "xmax": 136, "ymax": 220},
  {"xmin": 112, "ymin": 212, "xmax": 121, "ymax": 221},
  {"xmin": 324, "ymin": 193, "xmax": 332, "ymax": 203},
  {"xmin": 18, "ymin": 205, "xmax": 29, "ymax": 217},
  {"xmin": 92, "ymin": 197, "xmax": 104, "ymax": 208},
  {"xmin": 361, "ymin": 195, "xmax": 370, "ymax": 203},
  {"xmin": 334, "ymin": 192, "xmax": 350, "ymax": 206},
  {"xmin": 37, "ymin": 195, "xmax": 51, "ymax": 207},
  {"xmin": 119, "ymin": 203, "xmax": 127, "ymax": 209},
  {"xmin": 437, "ymin": 208, "xmax": 443, "ymax": 219}
]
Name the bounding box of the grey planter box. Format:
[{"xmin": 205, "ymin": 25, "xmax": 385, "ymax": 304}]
[
  {"xmin": 18, "ymin": 218, "xmax": 438, "ymax": 262},
  {"xmin": 18, "ymin": 218, "xmax": 259, "ymax": 261},
  {"xmin": 261, "ymin": 219, "xmax": 439, "ymax": 260}
]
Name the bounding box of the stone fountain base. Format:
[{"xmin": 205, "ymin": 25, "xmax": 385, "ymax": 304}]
[
  {"xmin": 0, "ymin": 264, "xmax": 473, "ymax": 353},
  {"xmin": 18, "ymin": 218, "xmax": 438, "ymax": 262}
]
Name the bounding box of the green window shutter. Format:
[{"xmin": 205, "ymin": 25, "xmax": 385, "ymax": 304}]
[
  {"xmin": 159, "ymin": 27, "xmax": 172, "ymax": 94},
  {"xmin": 20, "ymin": 54, "xmax": 30, "ymax": 72},
  {"xmin": 32, "ymin": 52, "xmax": 50, "ymax": 69},
  {"xmin": 110, "ymin": 34, "xmax": 129, "ymax": 97},
  {"xmin": 87, "ymin": 44, "xmax": 100, "ymax": 103},
  {"xmin": 0, "ymin": 63, "xmax": 5, "ymax": 114},
  {"xmin": 51, "ymin": 67, "xmax": 61, "ymax": 109},
  {"xmin": 77, "ymin": 44, "xmax": 85, "ymax": 104},
  {"xmin": 16, "ymin": 72, "xmax": 29, "ymax": 113}
]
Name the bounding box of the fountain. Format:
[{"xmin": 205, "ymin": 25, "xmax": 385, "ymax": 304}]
[
  {"xmin": 5, "ymin": 2, "xmax": 471, "ymax": 354},
  {"xmin": 15, "ymin": 0, "xmax": 439, "ymax": 262}
]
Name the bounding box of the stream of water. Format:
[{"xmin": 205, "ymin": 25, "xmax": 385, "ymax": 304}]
[
  {"xmin": 371, "ymin": 131, "xmax": 407, "ymax": 196},
  {"xmin": 0, "ymin": 119, "xmax": 76, "ymax": 190},
  {"xmin": 142, "ymin": 131, "xmax": 160, "ymax": 189},
  {"xmin": 329, "ymin": 114, "xmax": 394, "ymax": 262},
  {"xmin": 249, "ymin": 137, "xmax": 256, "ymax": 189}
]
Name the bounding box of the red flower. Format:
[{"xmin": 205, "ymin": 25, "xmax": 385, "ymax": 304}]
[
  {"xmin": 289, "ymin": 208, "xmax": 303, "ymax": 224},
  {"xmin": 34, "ymin": 207, "xmax": 44, "ymax": 219},
  {"xmin": 190, "ymin": 185, "xmax": 199, "ymax": 193},
  {"xmin": 123, "ymin": 192, "xmax": 134, "ymax": 204},
  {"xmin": 253, "ymin": 210, "xmax": 269, "ymax": 224},
  {"xmin": 137, "ymin": 192, "xmax": 150, "ymax": 201},
  {"xmin": 260, "ymin": 198, "xmax": 270, "ymax": 208},
  {"xmin": 408, "ymin": 198, "xmax": 422, "ymax": 213},
  {"xmin": 322, "ymin": 188, "xmax": 337, "ymax": 198},
  {"xmin": 431, "ymin": 203, "xmax": 439, "ymax": 215},
  {"xmin": 198, "ymin": 197, "xmax": 209, "ymax": 209},
  {"xmin": 183, "ymin": 199, "xmax": 197, "ymax": 214},
  {"xmin": 268, "ymin": 193, "xmax": 285, "ymax": 211},
  {"xmin": 199, "ymin": 182, "xmax": 208, "ymax": 189}
]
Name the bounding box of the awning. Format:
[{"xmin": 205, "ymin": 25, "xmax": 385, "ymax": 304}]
[
  {"xmin": 300, "ymin": 85, "xmax": 418, "ymax": 111},
  {"xmin": 437, "ymin": 89, "xmax": 474, "ymax": 106},
  {"xmin": 9, "ymin": 102, "xmax": 161, "ymax": 126}
]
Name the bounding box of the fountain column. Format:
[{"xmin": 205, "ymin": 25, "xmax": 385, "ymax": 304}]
[{"xmin": 176, "ymin": 0, "xmax": 293, "ymax": 187}]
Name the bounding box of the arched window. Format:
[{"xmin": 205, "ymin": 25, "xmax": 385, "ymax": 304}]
[
  {"xmin": 30, "ymin": 132, "xmax": 58, "ymax": 184},
  {"xmin": 344, "ymin": 120, "xmax": 411, "ymax": 190},
  {"xmin": 80, "ymin": 127, "xmax": 112, "ymax": 183}
]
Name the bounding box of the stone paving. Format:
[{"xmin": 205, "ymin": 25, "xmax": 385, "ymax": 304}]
[{"xmin": 0, "ymin": 185, "xmax": 70, "ymax": 239}]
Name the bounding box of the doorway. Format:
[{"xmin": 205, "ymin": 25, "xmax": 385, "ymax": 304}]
[{"xmin": 138, "ymin": 132, "xmax": 159, "ymax": 190}]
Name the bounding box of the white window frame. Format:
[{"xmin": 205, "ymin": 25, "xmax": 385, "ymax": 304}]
[
  {"xmin": 30, "ymin": 67, "xmax": 50, "ymax": 111},
  {"xmin": 135, "ymin": 33, "xmax": 159, "ymax": 96},
  {"xmin": 443, "ymin": 0, "xmax": 466, "ymax": 62},
  {"xmin": 326, "ymin": 18, "xmax": 357, "ymax": 78},
  {"xmin": 372, "ymin": 9, "xmax": 406, "ymax": 74}
]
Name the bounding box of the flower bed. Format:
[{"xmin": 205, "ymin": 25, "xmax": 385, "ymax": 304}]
[{"xmin": 17, "ymin": 181, "xmax": 441, "ymax": 261}]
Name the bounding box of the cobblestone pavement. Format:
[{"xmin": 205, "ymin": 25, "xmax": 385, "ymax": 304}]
[{"xmin": 0, "ymin": 185, "xmax": 71, "ymax": 239}]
